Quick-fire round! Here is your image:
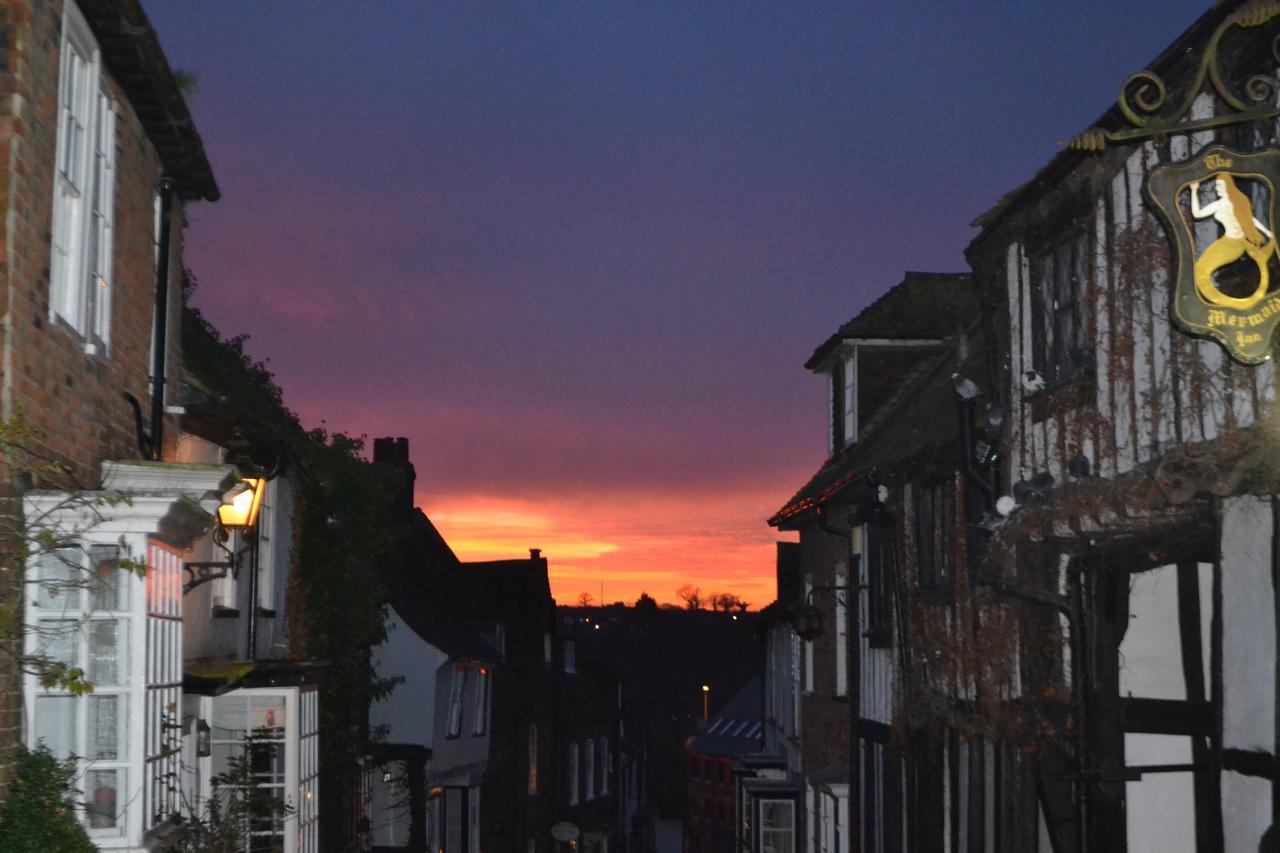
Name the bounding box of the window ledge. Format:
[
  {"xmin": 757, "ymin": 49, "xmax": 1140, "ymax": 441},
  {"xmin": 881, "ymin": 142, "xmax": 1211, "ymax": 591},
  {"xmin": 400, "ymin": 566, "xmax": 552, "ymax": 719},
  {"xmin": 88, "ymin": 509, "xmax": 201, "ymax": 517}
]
[
  {"xmin": 256, "ymin": 607, "xmax": 276, "ymax": 618},
  {"xmin": 211, "ymin": 606, "xmax": 240, "ymax": 619}
]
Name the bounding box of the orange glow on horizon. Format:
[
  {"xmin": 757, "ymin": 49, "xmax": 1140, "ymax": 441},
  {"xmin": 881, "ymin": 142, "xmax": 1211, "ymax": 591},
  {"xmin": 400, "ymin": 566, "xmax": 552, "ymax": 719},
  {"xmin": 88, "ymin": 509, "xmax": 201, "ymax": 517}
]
[{"xmin": 420, "ymin": 487, "xmax": 796, "ymax": 608}]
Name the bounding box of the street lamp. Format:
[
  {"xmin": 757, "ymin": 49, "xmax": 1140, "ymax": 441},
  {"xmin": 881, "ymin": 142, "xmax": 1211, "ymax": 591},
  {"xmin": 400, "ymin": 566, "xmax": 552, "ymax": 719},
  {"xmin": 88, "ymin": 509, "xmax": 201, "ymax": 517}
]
[{"xmin": 702, "ymin": 684, "xmax": 710, "ymax": 722}]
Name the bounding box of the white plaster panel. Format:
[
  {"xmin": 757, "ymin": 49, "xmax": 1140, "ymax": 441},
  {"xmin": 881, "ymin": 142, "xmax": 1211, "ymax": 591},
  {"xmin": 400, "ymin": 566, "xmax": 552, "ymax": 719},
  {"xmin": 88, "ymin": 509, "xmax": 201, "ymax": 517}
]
[
  {"xmin": 370, "ymin": 606, "xmax": 449, "ymax": 748},
  {"xmin": 1120, "ymin": 564, "xmax": 1185, "ymax": 701},
  {"xmin": 1222, "ymin": 771, "xmax": 1272, "ymax": 852},
  {"xmin": 1125, "ymin": 734, "xmax": 1194, "ymax": 853},
  {"xmin": 1221, "ymin": 495, "xmax": 1276, "ymax": 751}
]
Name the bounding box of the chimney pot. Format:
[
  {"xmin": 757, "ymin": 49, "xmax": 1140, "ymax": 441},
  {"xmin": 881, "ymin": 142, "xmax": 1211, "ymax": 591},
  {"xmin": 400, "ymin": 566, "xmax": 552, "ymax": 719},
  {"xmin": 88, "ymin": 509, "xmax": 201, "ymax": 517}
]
[{"xmin": 530, "ymin": 548, "xmax": 542, "ymax": 560}]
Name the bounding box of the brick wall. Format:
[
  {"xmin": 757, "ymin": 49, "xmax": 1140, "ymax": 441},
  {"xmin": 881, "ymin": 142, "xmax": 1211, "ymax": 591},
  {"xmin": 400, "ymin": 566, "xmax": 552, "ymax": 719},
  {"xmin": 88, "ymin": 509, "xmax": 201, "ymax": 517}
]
[
  {"xmin": 0, "ymin": 0, "xmax": 190, "ymax": 788},
  {"xmin": 3, "ymin": 0, "xmax": 184, "ymax": 483}
]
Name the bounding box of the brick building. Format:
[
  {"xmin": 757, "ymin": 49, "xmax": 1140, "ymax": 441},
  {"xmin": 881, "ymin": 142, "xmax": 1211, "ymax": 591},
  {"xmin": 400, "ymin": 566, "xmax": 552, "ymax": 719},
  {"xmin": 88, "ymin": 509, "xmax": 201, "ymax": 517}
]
[{"xmin": 2, "ymin": 0, "xmax": 217, "ymax": 797}]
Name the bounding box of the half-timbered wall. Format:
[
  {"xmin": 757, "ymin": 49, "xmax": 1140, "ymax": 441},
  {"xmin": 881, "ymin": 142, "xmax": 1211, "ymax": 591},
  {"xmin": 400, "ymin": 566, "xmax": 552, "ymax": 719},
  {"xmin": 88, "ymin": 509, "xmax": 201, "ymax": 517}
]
[{"xmin": 985, "ymin": 94, "xmax": 1279, "ymax": 492}]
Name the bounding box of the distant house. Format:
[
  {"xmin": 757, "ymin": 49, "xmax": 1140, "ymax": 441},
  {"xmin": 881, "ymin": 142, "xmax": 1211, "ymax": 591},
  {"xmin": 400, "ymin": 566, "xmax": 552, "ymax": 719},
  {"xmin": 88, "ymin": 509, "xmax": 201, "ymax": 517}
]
[
  {"xmin": 686, "ymin": 675, "xmax": 762, "ymax": 853},
  {"xmin": 369, "ymin": 438, "xmax": 556, "ymax": 853},
  {"xmin": 758, "ymin": 272, "xmax": 976, "ymax": 853}
]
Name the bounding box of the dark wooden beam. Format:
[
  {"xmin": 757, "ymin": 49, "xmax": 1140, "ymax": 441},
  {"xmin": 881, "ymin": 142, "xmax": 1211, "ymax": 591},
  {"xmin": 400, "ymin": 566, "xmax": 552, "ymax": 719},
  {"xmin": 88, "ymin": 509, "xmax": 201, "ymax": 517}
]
[{"xmin": 1120, "ymin": 698, "xmax": 1213, "ymax": 736}]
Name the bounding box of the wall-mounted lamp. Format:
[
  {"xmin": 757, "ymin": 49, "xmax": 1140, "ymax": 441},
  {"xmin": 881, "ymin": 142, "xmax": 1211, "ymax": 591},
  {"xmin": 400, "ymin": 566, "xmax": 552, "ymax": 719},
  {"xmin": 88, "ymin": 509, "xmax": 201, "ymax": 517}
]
[
  {"xmin": 216, "ymin": 477, "xmax": 267, "ymax": 531},
  {"xmin": 791, "ymin": 603, "xmax": 824, "ymax": 642},
  {"xmin": 183, "ymin": 477, "xmax": 268, "ymax": 595}
]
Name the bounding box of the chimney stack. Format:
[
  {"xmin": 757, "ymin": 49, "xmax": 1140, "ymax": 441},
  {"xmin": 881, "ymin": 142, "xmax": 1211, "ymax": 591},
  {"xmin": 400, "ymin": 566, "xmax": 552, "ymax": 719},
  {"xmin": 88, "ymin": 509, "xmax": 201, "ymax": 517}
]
[
  {"xmin": 529, "ymin": 548, "xmax": 542, "ymax": 560},
  {"xmin": 373, "ymin": 436, "xmax": 416, "ymax": 510}
]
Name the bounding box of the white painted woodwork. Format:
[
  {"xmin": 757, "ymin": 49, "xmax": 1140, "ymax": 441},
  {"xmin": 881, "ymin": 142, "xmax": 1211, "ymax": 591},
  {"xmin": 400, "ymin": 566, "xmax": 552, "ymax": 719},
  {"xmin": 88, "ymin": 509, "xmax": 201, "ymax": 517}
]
[{"xmin": 1220, "ymin": 496, "xmax": 1275, "ymax": 752}]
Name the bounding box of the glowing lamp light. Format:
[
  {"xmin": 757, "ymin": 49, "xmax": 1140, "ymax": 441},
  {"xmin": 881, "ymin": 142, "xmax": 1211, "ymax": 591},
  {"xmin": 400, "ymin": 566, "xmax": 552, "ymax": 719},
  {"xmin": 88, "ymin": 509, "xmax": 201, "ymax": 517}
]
[
  {"xmin": 701, "ymin": 684, "xmax": 710, "ymax": 693},
  {"xmin": 217, "ymin": 478, "xmax": 266, "ymax": 530}
]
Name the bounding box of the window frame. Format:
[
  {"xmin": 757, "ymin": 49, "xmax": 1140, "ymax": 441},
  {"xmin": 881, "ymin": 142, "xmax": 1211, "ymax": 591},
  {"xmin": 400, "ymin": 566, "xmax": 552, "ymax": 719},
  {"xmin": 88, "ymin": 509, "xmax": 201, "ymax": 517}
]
[
  {"xmin": 865, "ymin": 522, "xmax": 894, "ymax": 646},
  {"xmin": 1030, "ymin": 226, "xmax": 1090, "ymax": 388},
  {"xmin": 914, "ymin": 481, "xmax": 953, "ymax": 593},
  {"xmin": 50, "ymin": 2, "xmax": 117, "ymax": 354},
  {"xmin": 471, "ymin": 666, "xmax": 489, "ymax": 736},
  {"xmin": 446, "ymin": 665, "xmax": 466, "ymax": 738},
  {"xmin": 29, "ymin": 545, "xmax": 134, "ymax": 838}
]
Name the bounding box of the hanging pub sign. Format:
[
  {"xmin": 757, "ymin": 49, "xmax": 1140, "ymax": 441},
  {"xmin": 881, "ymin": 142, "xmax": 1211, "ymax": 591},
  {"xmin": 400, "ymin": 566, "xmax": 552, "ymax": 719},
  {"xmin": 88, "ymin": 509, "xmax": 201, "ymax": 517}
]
[{"xmin": 1146, "ymin": 145, "xmax": 1280, "ymax": 364}]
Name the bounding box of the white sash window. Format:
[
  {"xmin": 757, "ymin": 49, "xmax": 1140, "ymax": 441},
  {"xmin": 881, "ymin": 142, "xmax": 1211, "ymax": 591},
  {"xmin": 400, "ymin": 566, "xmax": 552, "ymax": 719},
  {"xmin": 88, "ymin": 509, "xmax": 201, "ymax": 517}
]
[{"xmin": 51, "ymin": 2, "xmax": 116, "ymax": 353}]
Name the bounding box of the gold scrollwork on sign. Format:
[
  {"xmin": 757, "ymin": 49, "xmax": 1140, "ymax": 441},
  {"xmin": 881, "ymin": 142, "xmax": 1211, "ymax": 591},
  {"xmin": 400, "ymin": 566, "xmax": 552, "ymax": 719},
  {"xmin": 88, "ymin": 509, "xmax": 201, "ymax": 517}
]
[{"xmin": 1070, "ymin": 2, "xmax": 1280, "ymax": 151}]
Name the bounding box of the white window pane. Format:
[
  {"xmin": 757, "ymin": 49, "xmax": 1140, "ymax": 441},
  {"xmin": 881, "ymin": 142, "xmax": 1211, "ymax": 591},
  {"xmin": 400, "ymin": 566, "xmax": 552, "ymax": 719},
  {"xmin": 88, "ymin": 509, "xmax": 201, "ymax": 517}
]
[
  {"xmin": 37, "ymin": 549, "xmax": 81, "ymax": 610},
  {"xmin": 38, "ymin": 619, "xmax": 79, "ymax": 670},
  {"xmin": 85, "ymin": 768, "xmax": 123, "ymax": 830},
  {"xmin": 34, "ymin": 695, "xmax": 76, "ymax": 759},
  {"xmin": 88, "ymin": 620, "xmax": 123, "ymax": 685},
  {"xmin": 249, "ymin": 695, "xmax": 286, "ymax": 733},
  {"xmin": 89, "ymin": 545, "xmax": 126, "ymax": 611},
  {"xmin": 88, "ymin": 694, "xmax": 121, "ymax": 760}
]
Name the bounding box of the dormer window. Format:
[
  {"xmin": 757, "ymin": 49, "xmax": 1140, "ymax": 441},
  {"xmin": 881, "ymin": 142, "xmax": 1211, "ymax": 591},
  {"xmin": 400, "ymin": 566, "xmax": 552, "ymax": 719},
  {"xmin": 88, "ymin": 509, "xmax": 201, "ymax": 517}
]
[{"xmin": 829, "ymin": 351, "xmax": 856, "ymax": 453}]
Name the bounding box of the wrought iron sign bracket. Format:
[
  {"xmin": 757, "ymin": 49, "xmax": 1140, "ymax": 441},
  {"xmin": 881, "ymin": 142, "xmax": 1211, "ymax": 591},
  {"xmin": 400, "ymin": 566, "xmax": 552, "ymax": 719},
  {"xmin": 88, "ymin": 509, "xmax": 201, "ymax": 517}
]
[{"xmin": 1070, "ymin": 1, "xmax": 1280, "ymax": 151}]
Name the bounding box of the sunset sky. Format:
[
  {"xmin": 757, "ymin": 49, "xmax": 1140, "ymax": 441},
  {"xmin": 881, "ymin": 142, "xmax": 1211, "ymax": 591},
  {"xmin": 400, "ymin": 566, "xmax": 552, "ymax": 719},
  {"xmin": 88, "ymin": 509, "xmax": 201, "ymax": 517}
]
[{"xmin": 150, "ymin": 1, "xmax": 1208, "ymax": 607}]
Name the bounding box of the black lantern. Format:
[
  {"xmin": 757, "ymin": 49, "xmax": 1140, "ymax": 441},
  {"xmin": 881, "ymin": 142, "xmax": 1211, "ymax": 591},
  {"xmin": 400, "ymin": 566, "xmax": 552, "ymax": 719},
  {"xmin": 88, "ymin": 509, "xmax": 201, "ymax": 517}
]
[
  {"xmin": 792, "ymin": 603, "xmax": 824, "ymax": 641},
  {"xmin": 196, "ymin": 719, "xmax": 211, "ymax": 758}
]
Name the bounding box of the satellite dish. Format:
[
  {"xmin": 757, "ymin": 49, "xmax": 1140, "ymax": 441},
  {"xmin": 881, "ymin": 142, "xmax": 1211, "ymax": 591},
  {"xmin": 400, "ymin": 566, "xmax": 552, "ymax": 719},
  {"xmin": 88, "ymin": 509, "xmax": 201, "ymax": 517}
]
[{"xmin": 551, "ymin": 822, "xmax": 580, "ymax": 843}]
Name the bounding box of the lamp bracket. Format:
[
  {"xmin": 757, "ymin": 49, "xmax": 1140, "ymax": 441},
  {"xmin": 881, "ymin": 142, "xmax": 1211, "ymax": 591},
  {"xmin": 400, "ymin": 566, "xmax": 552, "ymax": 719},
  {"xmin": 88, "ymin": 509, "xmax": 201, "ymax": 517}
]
[
  {"xmin": 182, "ymin": 560, "xmax": 237, "ymax": 595},
  {"xmin": 183, "ymin": 528, "xmax": 241, "ymax": 595}
]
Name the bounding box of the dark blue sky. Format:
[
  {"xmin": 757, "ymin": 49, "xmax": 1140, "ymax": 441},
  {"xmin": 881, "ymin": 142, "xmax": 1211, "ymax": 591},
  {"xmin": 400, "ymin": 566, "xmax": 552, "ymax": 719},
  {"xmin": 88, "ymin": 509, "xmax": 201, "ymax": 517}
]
[{"xmin": 149, "ymin": 1, "xmax": 1210, "ymax": 603}]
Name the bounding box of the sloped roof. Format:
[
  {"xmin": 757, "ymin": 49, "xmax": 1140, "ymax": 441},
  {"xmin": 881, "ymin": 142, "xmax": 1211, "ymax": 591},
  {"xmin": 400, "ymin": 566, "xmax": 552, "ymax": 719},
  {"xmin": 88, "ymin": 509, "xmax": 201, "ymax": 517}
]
[
  {"xmin": 79, "ymin": 0, "xmax": 219, "ymax": 200},
  {"xmin": 382, "ymin": 509, "xmax": 495, "ymax": 659},
  {"xmin": 805, "ymin": 272, "xmax": 976, "ymax": 370},
  {"xmin": 689, "ymin": 675, "xmax": 763, "ymax": 757},
  {"xmin": 772, "ymin": 327, "xmax": 987, "ymax": 527}
]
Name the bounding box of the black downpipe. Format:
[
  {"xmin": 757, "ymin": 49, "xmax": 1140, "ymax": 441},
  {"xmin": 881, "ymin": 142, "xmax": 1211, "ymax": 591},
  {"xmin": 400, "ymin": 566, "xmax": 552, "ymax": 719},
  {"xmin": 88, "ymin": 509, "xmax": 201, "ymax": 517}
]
[
  {"xmin": 245, "ymin": 531, "xmax": 260, "ymax": 660},
  {"xmin": 149, "ymin": 178, "xmax": 174, "ymax": 461}
]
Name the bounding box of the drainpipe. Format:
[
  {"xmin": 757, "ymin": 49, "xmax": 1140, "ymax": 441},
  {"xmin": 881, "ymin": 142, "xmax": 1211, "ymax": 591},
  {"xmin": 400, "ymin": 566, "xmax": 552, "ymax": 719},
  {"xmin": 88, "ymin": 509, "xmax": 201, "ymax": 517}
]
[
  {"xmin": 149, "ymin": 178, "xmax": 174, "ymax": 461},
  {"xmin": 814, "ymin": 504, "xmax": 860, "ymax": 853},
  {"xmin": 245, "ymin": 531, "xmax": 260, "ymax": 661}
]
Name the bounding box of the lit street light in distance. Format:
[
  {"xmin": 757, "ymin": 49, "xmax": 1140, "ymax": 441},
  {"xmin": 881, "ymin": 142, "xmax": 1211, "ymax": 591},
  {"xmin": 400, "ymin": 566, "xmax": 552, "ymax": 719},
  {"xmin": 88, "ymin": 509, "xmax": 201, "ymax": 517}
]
[{"xmin": 702, "ymin": 684, "xmax": 710, "ymax": 722}]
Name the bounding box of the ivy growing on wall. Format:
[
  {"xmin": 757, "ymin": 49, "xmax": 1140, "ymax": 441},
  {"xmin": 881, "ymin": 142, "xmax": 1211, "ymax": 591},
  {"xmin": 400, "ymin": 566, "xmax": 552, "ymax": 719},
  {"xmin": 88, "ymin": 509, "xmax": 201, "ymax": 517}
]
[{"xmin": 183, "ymin": 275, "xmax": 401, "ymax": 851}]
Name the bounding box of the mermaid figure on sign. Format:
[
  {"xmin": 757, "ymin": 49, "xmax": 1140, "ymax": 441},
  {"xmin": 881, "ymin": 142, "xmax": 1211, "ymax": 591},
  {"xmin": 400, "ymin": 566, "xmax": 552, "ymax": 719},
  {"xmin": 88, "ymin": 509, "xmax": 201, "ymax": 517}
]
[{"xmin": 1189, "ymin": 172, "xmax": 1276, "ymax": 310}]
